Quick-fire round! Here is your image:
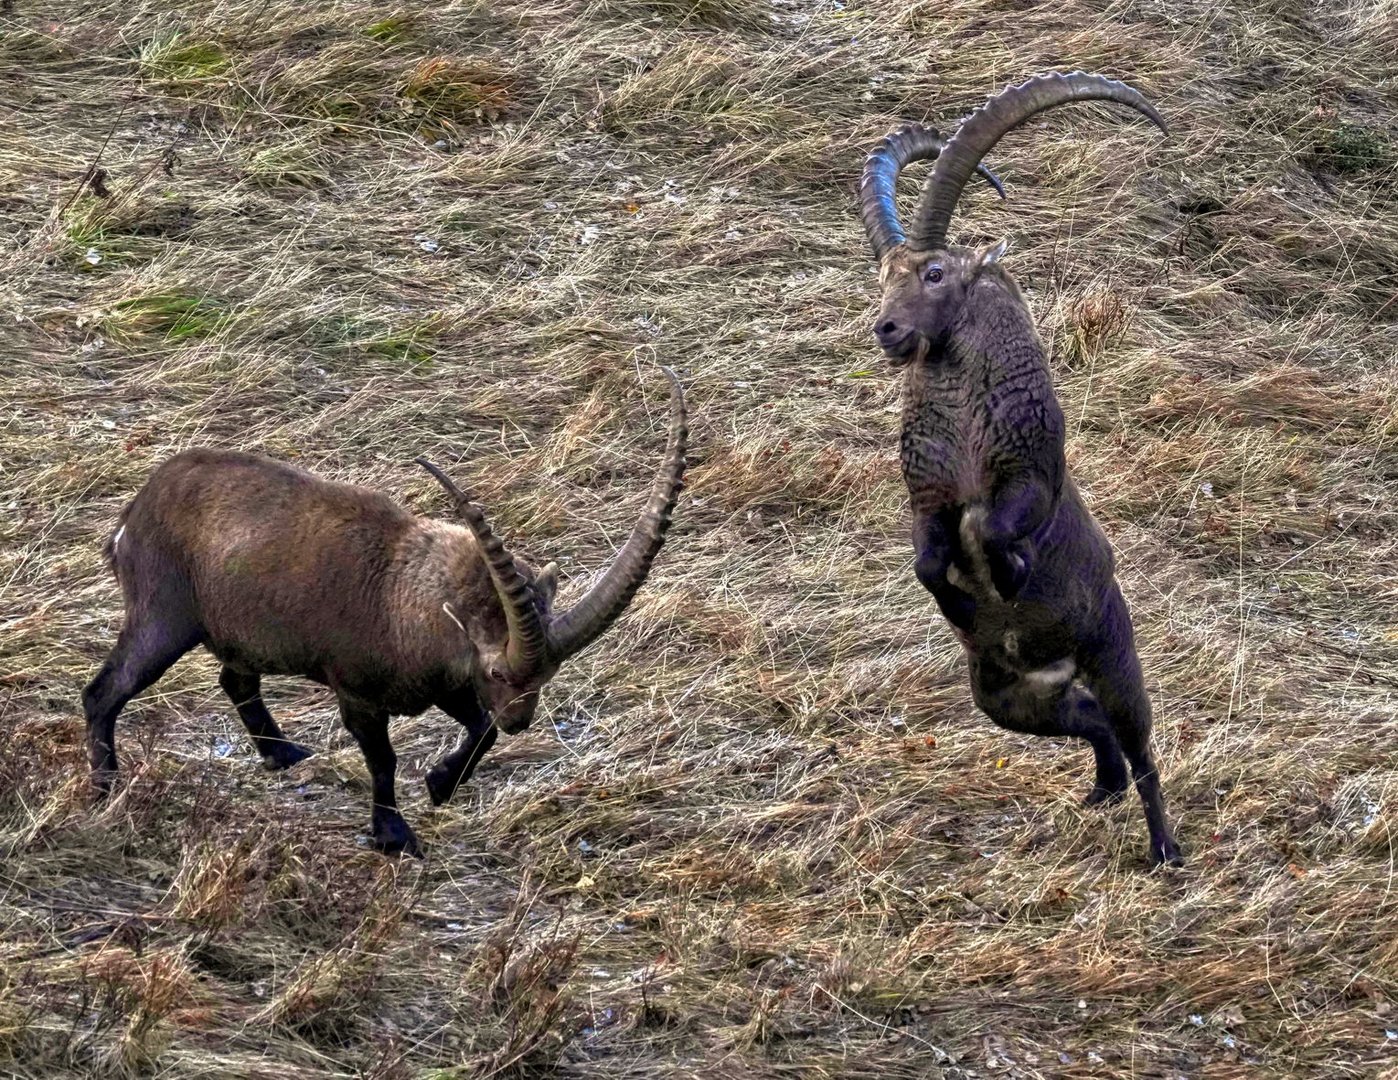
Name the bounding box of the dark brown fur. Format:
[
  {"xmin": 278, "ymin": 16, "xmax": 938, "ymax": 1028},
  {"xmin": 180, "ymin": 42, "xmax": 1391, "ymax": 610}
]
[
  {"xmin": 858, "ymin": 73, "xmax": 1176, "ymax": 866},
  {"xmin": 874, "ymin": 244, "xmax": 1182, "ymax": 867}
]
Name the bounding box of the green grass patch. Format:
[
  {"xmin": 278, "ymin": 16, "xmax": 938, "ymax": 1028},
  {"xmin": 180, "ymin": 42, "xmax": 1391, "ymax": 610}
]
[
  {"xmin": 327, "ymin": 316, "xmax": 439, "ymax": 368},
  {"xmin": 364, "ymin": 13, "xmax": 419, "ymax": 42},
  {"xmin": 1307, "ymin": 122, "xmax": 1395, "ymax": 174},
  {"xmin": 103, "ymin": 292, "xmax": 230, "ymax": 343},
  {"xmin": 60, "ymin": 198, "xmax": 195, "ymax": 268},
  {"xmin": 241, "ymin": 140, "xmax": 331, "ymax": 189},
  {"xmin": 140, "ymin": 32, "xmax": 229, "ymax": 82},
  {"xmin": 63, "ymin": 204, "xmax": 132, "ymax": 269}
]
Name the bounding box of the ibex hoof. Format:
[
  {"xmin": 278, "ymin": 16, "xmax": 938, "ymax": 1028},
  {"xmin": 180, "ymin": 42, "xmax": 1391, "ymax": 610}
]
[
  {"xmin": 90, "ymin": 769, "xmax": 117, "ymax": 803},
  {"xmin": 1150, "ymin": 838, "xmax": 1184, "ymax": 868},
  {"xmin": 372, "ymin": 816, "xmax": 422, "ymax": 858},
  {"xmin": 1083, "ymin": 784, "xmax": 1127, "ymax": 807},
  {"xmin": 425, "ymin": 765, "xmax": 458, "ymax": 807},
  {"xmin": 261, "ymin": 743, "xmax": 312, "ymax": 771}
]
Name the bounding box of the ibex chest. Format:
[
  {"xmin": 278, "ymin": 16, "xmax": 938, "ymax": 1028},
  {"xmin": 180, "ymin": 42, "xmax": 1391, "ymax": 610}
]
[
  {"xmin": 899, "ymin": 375, "xmax": 994, "ymax": 512},
  {"xmin": 899, "ymin": 361, "xmax": 1060, "ymax": 514}
]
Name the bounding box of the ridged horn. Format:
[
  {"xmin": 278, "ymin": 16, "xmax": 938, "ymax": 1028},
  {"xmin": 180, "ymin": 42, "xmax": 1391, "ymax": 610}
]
[
  {"xmin": 415, "ymin": 457, "xmax": 547, "ymax": 674},
  {"xmin": 546, "ymin": 367, "xmax": 687, "ymax": 660},
  {"xmin": 860, "ymin": 124, "xmax": 1006, "ymax": 263},
  {"xmin": 910, "ymin": 71, "xmax": 1167, "ymax": 252}
]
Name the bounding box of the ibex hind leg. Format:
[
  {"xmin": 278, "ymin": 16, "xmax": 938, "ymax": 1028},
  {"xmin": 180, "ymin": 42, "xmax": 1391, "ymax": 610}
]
[
  {"xmin": 83, "ymin": 613, "xmax": 201, "ymax": 799},
  {"xmin": 1082, "ymin": 735, "xmax": 1131, "ymax": 807},
  {"xmin": 968, "ymin": 654, "xmax": 1129, "ymax": 807},
  {"xmin": 1082, "ymin": 609, "xmax": 1183, "ymax": 868},
  {"xmin": 218, "ymin": 667, "xmax": 312, "ymax": 770},
  {"xmin": 1089, "ymin": 670, "xmax": 1182, "ymax": 867}
]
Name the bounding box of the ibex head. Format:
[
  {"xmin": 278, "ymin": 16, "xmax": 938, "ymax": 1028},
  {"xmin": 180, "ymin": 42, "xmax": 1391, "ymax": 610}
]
[
  {"xmin": 417, "ymin": 366, "xmax": 687, "ymax": 735},
  {"xmin": 860, "ymin": 72, "xmax": 1167, "ymax": 365},
  {"xmin": 872, "ymin": 240, "xmax": 1012, "ymax": 363}
]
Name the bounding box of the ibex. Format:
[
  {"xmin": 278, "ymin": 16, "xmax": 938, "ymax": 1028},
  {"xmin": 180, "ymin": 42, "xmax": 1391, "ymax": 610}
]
[
  {"xmin": 84, "ymin": 369, "xmax": 687, "ymax": 856},
  {"xmin": 859, "ymin": 72, "xmax": 1183, "ymax": 866}
]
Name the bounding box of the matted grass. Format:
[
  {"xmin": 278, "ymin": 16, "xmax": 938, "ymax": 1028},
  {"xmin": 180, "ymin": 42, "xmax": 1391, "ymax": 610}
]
[{"xmin": 2, "ymin": 0, "xmax": 1396, "ymax": 1076}]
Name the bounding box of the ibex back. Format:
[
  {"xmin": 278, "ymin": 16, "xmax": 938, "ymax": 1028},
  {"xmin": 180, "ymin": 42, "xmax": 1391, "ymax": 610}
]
[
  {"xmin": 84, "ymin": 369, "xmax": 687, "ymax": 856},
  {"xmin": 859, "ymin": 72, "xmax": 1182, "ymax": 866}
]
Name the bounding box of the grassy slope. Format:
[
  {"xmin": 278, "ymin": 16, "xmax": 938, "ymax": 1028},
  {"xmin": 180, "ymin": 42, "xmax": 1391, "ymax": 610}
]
[{"xmin": 2, "ymin": 0, "xmax": 1396, "ymax": 1075}]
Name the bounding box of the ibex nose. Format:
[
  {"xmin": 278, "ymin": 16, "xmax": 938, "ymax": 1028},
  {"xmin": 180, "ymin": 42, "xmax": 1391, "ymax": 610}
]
[{"xmin": 874, "ymin": 318, "xmax": 910, "ymax": 350}]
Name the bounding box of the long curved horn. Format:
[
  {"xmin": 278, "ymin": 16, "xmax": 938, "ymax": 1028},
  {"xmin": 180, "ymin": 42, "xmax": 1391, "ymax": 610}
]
[
  {"xmin": 859, "ymin": 124, "xmax": 1006, "ymax": 262},
  {"xmin": 415, "ymin": 457, "xmax": 547, "ymax": 674},
  {"xmin": 546, "ymin": 367, "xmax": 687, "ymax": 660},
  {"xmin": 910, "ymin": 71, "xmax": 1167, "ymax": 252}
]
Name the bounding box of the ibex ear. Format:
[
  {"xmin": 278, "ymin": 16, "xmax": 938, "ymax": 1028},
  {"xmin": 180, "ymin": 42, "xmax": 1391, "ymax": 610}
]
[
  {"xmin": 978, "ymin": 237, "xmax": 1009, "ymax": 269},
  {"xmin": 534, "ymin": 561, "xmax": 559, "ymax": 605}
]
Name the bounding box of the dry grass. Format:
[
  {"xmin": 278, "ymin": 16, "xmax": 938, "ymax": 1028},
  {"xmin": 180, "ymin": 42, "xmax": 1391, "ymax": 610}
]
[{"xmin": 2, "ymin": 0, "xmax": 1396, "ymax": 1075}]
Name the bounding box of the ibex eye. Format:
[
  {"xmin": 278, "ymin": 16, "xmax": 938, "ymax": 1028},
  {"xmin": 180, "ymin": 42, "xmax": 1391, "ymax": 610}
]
[{"xmin": 925, "ymin": 266, "xmax": 944, "ymax": 284}]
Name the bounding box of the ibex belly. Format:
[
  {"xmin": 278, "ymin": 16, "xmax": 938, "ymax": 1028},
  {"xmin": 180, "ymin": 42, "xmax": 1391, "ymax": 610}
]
[{"xmin": 955, "ymin": 622, "xmax": 1078, "ymax": 696}]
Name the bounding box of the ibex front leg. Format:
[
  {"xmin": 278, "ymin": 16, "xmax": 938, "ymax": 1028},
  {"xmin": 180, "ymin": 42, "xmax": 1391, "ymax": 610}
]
[
  {"xmin": 913, "ymin": 509, "xmax": 979, "ymax": 633},
  {"xmin": 426, "ymin": 688, "xmax": 498, "ymax": 807},
  {"xmin": 219, "ymin": 667, "xmax": 312, "ymax": 770},
  {"xmin": 337, "ymin": 696, "xmax": 419, "ymax": 857},
  {"xmin": 979, "ymin": 474, "xmax": 1055, "ymax": 599}
]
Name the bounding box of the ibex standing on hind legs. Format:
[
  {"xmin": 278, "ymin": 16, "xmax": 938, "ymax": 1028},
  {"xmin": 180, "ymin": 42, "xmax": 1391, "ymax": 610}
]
[
  {"xmin": 859, "ymin": 72, "xmax": 1183, "ymax": 866},
  {"xmin": 84, "ymin": 369, "xmax": 687, "ymax": 856}
]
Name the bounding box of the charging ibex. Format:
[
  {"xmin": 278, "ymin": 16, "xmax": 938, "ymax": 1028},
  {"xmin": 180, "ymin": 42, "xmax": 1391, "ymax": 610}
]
[
  {"xmin": 859, "ymin": 72, "xmax": 1182, "ymax": 866},
  {"xmin": 84, "ymin": 369, "xmax": 687, "ymax": 856}
]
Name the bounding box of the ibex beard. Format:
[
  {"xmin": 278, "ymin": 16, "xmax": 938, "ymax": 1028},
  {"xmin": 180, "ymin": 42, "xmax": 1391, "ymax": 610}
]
[
  {"xmin": 860, "ymin": 72, "xmax": 1182, "ymax": 867},
  {"xmin": 83, "ymin": 369, "xmax": 687, "ymax": 856}
]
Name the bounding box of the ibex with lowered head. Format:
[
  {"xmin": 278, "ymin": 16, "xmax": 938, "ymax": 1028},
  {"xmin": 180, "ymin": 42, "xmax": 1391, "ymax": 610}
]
[
  {"xmin": 859, "ymin": 73, "xmax": 1182, "ymax": 866},
  {"xmin": 84, "ymin": 369, "xmax": 687, "ymax": 855}
]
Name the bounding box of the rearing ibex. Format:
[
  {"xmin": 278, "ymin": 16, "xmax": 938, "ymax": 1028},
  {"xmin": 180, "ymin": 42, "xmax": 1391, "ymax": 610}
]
[
  {"xmin": 859, "ymin": 73, "xmax": 1182, "ymax": 866},
  {"xmin": 84, "ymin": 369, "xmax": 687, "ymax": 856}
]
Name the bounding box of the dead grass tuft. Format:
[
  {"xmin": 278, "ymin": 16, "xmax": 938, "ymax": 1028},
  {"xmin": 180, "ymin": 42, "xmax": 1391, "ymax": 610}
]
[
  {"xmin": 400, "ymin": 57, "xmax": 517, "ymax": 128},
  {"xmin": 1060, "ymin": 285, "xmax": 1132, "ymax": 367}
]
